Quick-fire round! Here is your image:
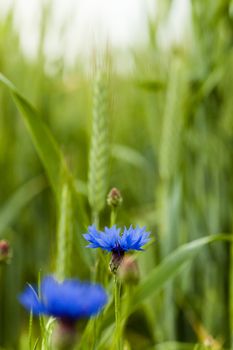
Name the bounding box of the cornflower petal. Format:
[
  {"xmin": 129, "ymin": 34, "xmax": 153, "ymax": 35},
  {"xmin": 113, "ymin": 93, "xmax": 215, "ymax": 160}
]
[
  {"xmin": 18, "ymin": 284, "xmax": 45, "ymax": 315},
  {"xmin": 120, "ymin": 226, "xmax": 151, "ymax": 251}
]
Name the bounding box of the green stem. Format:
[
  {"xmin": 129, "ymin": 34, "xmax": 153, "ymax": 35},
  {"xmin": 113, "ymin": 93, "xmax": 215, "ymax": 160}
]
[
  {"xmin": 111, "ymin": 206, "xmax": 122, "ymax": 349},
  {"xmin": 230, "ymin": 239, "xmax": 233, "ymax": 349},
  {"xmin": 110, "ymin": 208, "xmax": 117, "ymax": 227},
  {"xmin": 114, "ymin": 275, "xmax": 122, "ymax": 350},
  {"xmin": 28, "ymin": 311, "xmax": 33, "ymax": 350},
  {"xmin": 92, "ymin": 210, "xmax": 100, "ymax": 283},
  {"xmin": 92, "ymin": 210, "xmax": 99, "ymax": 229},
  {"xmin": 91, "ymin": 210, "xmax": 102, "ymax": 349}
]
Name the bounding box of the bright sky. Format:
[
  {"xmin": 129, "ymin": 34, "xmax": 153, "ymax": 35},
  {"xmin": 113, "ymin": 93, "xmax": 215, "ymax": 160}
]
[{"xmin": 0, "ymin": 0, "xmax": 190, "ymax": 65}]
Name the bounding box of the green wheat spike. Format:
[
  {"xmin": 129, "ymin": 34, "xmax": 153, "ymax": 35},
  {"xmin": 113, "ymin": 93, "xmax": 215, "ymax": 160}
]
[{"xmin": 88, "ymin": 68, "xmax": 110, "ymax": 221}]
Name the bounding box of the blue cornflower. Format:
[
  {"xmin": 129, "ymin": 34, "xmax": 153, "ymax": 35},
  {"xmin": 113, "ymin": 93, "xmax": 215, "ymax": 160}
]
[
  {"xmin": 19, "ymin": 275, "xmax": 108, "ymax": 321},
  {"xmin": 83, "ymin": 225, "xmax": 151, "ymax": 253},
  {"xmin": 83, "ymin": 225, "xmax": 151, "ymax": 273}
]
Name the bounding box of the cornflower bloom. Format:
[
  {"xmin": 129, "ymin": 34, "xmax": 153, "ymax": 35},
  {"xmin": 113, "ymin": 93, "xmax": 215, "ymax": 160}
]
[
  {"xmin": 19, "ymin": 276, "xmax": 108, "ymax": 347},
  {"xmin": 83, "ymin": 225, "xmax": 151, "ymax": 273}
]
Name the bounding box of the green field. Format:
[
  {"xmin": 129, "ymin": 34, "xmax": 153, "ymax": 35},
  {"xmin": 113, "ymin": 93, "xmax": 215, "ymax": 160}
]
[{"xmin": 0, "ymin": 1, "xmax": 233, "ymax": 349}]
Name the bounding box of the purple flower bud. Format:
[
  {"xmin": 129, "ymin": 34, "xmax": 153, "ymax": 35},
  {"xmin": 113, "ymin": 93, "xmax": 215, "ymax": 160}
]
[
  {"xmin": 117, "ymin": 256, "xmax": 139, "ymax": 284},
  {"xmin": 109, "ymin": 249, "xmax": 124, "ymax": 274},
  {"xmin": 0, "ymin": 240, "xmax": 11, "ymax": 263},
  {"xmin": 107, "ymin": 188, "xmax": 123, "ymax": 208}
]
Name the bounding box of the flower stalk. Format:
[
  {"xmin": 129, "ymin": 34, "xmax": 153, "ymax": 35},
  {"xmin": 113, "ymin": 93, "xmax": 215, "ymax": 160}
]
[
  {"xmin": 83, "ymin": 223, "xmax": 151, "ymax": 349},
  {"xmin": 114, "ymin": 275, "xmax": 122, "ymax": 350}
]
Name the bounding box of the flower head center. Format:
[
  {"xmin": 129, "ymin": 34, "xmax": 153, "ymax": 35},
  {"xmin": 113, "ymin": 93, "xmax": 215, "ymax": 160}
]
[{"xmin": 112, "ymin": 241, "xmax": 124, "ymax": 255}]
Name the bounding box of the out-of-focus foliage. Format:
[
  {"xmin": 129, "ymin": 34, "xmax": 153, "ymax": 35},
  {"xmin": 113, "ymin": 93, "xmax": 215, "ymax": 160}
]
[{"xmin": 0, "ymin": 0, "xmax": 233, "ymax": 349}]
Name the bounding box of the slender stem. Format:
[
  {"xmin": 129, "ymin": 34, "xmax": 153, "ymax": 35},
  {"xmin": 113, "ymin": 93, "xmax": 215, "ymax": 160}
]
[
  {"xmin": 92, "ymin": 210, "xmax": 99, "ymax": 229},
  {"xmin": 111, "ymin": 206, "xmax": 122, "ymax": 349},
  {"xmin": 92, "ymin": 210, "xmax": 102, "ymax": 349},
  {"xmin": 110, "ymin": 208, "xmax": 117, "ymax": 227},
  {"xmin": 230, "ymin": 239, "xmax": 233, "ymax": 349},
  {"xmin": 28, "ymin": 311, "xmax": 33, "ymax": 350},
  {"xmin": 93, "ymin": 209, "xmax": 100, "ymax": 283},
  {"xmin": 114, "ymin": 275, "xmax": 122, "ymax": 350}
]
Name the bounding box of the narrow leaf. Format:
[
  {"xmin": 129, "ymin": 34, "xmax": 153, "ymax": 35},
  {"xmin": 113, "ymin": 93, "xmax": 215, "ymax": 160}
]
[
  {"xmin": 0, "ymin": 73, "xmax": 87, "ymax": 224},
  {"xmin": 55, "ymin": 182, "xmax": 73, "ymax": 279},
  {"xmin": 129, "ymin": 235, "xmax": 231, "ymax": 315},
  {"xmin": 0, "ymin": 175, "xmax": 46, "ymax": 236},
  {"xmin": 0, "ymin": 73, "xmax": 67, "ymax": 202},
  {"xmin": 101, "ymin": 235, "xmax": 231, "ymax": 330}
]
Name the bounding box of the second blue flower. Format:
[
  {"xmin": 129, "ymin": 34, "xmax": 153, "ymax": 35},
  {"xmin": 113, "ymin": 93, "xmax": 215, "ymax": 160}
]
[{"xmin": 83, "ymin": 225, "xmax": 151, "ymax": 273}]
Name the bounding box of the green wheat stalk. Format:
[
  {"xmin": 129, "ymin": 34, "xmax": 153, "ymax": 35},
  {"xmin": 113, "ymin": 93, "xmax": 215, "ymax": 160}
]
[{"xmin": 88, "ymin": 68, "xmax": 110, "ymax": 224}]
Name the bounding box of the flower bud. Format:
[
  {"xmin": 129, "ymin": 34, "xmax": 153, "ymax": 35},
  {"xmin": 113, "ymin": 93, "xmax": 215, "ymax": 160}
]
[
  {"xmin": 117, "ymin": 256, "xmax": 139, "ymax": 284},
  {"xmin": 107, "ymin": 188, "xmax": 123, "ymax": 209},
  {"xmin": 52, "ymin": 319, "xmax": 77, "ymax": 350},
  {"xmin": 109, "ymin": 250, "xmax": 124, "ymax": 274},
  {"xmin": 0, "ymin": 240, "xmax": 11, "ymax": 263}
]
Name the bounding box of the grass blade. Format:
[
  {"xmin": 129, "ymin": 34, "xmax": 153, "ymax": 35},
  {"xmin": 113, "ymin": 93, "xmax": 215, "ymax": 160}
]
[
  {"xmin": 0, "ymin": 73, "xmax": 68, "ymax": 202},
  {"xmin": 128, "ymin": 235, "xmax": 231, "ymax": 315},
  {"xmin": 0, "ymin": 175, "xmax": 46, "ymax": 236},
  {"xmin": 55, "ymin": 182, "xmax": 73, "ymax": 279}
]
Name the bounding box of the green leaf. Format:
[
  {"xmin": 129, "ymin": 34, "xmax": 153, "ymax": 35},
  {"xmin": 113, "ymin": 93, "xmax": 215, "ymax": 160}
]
[
  {"xmin": 0, "ymin": 73, "xmax": 68, "ymax": 202},
  {"xmin": 111, "ymin": 144, "xmax": 150, "ymax": 169},
  {"xmin": 0, "ymin": 73, "xmax": 87, "ymax": 224},
  {"xmin": 0, "ymin": 175, "xmax": 46, "ymax": 237},
  {"xmin": 32, "ymin": 338, "xmax": 39, "ymax": 350},
  {"xmin": 55, "ymin": 182, "xmax": 73, "ymax": 279},
  {"xmin": 129, "ymin": 234, "xmax": 231, "ymax": 315},
  {"xmin": 0, "ymin": 73, "xmax": 89, "ymax": 263},
  {"xmin": 151, "ymin": 342, "xmax": 197, "ymax": 350},
  {"xmin": 135, "ymin": 80, "xmax": 165, "ymax": 92},
  {"xmin": 101, "ymin": 235, "xmax": 231, "ymax": 331}
]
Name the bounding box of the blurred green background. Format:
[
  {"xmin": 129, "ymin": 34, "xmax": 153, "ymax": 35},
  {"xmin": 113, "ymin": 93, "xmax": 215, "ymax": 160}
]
[{"xmin": 0, "ymin": 0, "xmax": 233, "ymax": 349}]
